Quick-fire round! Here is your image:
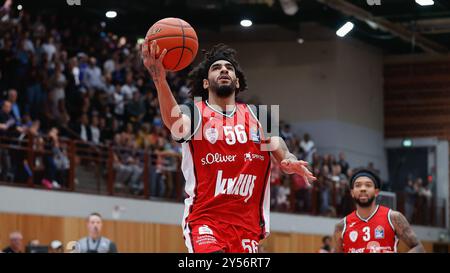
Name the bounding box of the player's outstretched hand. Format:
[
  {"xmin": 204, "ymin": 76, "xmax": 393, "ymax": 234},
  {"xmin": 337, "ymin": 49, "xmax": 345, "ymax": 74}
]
[
  {"xmin": 280, "ymin": 159, "xmax": 317, "ymax": 185},
  {"xmin": 141, "ymin": 39, "xmax": 167, "ymax": 82}
]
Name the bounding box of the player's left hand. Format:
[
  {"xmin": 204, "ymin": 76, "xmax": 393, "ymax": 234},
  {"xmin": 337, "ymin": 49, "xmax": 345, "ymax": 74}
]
[{"xmin": 280, "ymin": 159, "xmax": 317, "ymax": 185}]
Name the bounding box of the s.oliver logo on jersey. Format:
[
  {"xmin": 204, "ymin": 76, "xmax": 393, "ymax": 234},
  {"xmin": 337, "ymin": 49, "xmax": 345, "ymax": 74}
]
[
  {"xmin": 201, "ymin": 153, "xmax": 237, "ymax": 166},
  {"xmin": 348, "ymin": 248, "xmax": 365, "ymax": 253},
  {"xmin": 214, "ymin": 170, "xmax": 256, "ymax": 203}
]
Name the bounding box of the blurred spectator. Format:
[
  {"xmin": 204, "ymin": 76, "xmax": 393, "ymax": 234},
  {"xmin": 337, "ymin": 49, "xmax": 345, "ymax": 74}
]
[
  {"xmin": 113, "ymin": 134, "xmax": 143, "ymax": 193},
  {"xmin": 125, "ymin": 91, "xmax": 145, "ymax": 124},
  {"xmin": 6, "ymin": 89, "xmax": 21, "ymax": 125},
  {"xmin": 318, "ymin": 236, "xmax": 334, "ymax": 253},
  {"xmin": 318, "ymin": 165, "xmax": 332, "ymax": 215},
  {"xmin": 0, "ymin": 0, "xmax": 12, "ymax": 18},
  {"xmin": 276, "ymin": 179, "xmax": 291, "ymax": 211},
  {"xmin": 367, "ymin": 162, "xmax": 380, "ymax": 176},
  {"xmin": 121, "ymin": 72, "xmax": 138, "ymax": 100},
  {"xmin": 48, "ymin": 62, "xmax": 68, "ymax": 125},
  {"xmin": 48, "ymin": 127, "xmax": 69, "ymax": 187},
  {"xmin": 270, "ymin": 156, "xmax": 282, "ymax": 208},
  {"xmin": 338, "ymin": 152, "xmax": 349, "ymax": 177},
  {"xmin": 280, "ymin": 123, "xmax": 293, "ymax": 141},
  {"xmin": 300, "ymin": 133, "xmax": 315, "ymax": 164},
  {"xmin": 90, "ymin": 114, "xmax": 100, "ymax": 144},
  {"xmin": 418, "ymin": 178, "xmax": 432, "ymax": 224},
  {"xmin": 404, "ymin": 179, "xmax": 417, "ymax": 222},
  {"xmin": 113, "ymin": 83, "xmax": 125, "ymax": 119},
  {"xmin": 42, "ymin": 36, "xmax": 56, "ymax": 63},
  {"xmin": 76, "ymin": 212, "xmax": 117, "ymax": 253},
  {"xmin": 83, "ymin": 57, "xmax": 104, "ymax": 91},
  {"xmin": 0, "ymin": 100, "xmax": 14, "ymax": 132},
  {"xmin": 292, "ymin": 172, "xmax": 312, "ymax": 213},
  {"xmin": 70, "ymin": 113, "xmax": 91, "ymax": 142},
  {"xmin": 2, "ymin": 231, "xmax": 23, "ymax": 253},
  {"xmin": 49, "ymin": 240, "xmax": 63, "ymax": 253}
]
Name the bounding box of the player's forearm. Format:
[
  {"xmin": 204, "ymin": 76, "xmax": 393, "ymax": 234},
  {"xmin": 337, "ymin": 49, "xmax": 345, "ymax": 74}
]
[
  {"xmin": 154, "ymin": 78, "xmax": 183, "ymax": 129},
  {"xmin": 271, "ymin": 136, "xmax": 296, "ymax": 164}
]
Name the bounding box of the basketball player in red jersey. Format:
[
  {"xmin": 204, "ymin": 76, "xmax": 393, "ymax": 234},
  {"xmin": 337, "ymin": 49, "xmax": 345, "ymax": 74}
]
[
  {"xmin": 141, "ymin": 40, "xmax": 316, "ymax": 253},
  {"xmin": 334, "ymin": 169, "xmax": 425, "ymax": 253}
]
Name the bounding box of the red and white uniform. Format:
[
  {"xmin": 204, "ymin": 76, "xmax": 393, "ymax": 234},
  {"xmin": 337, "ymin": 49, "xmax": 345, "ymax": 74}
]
[
  {"xmin": 342, "ymin": 205, "xmax": 398, "ymax": 253},
  {"xmin": 181, "ymin": 100, "xmax": 271, "ymax": 253}
]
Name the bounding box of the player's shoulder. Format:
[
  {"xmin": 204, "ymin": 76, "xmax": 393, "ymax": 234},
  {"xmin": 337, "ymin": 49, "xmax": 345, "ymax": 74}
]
[{"xmin": 335, "ymin": 217, "xmax": 346, "ymax": 232}]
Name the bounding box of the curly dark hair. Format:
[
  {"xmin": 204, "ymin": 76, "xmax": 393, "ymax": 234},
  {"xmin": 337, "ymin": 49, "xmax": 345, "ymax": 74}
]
[{"xmin": 188, "ymin": 43, "xmax": 248, "ymax": 100}]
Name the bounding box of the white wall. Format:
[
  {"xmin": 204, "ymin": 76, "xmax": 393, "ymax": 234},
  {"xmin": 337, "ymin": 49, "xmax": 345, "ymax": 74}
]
[{"xmin": 0, "ymin": 186, "xmax": 445, "ymax": 242}]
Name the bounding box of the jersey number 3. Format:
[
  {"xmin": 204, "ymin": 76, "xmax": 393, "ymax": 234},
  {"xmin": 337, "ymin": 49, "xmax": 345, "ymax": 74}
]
[{"xmin": 362, "ymin": 226, "xmax": 371, "ymax": 241}]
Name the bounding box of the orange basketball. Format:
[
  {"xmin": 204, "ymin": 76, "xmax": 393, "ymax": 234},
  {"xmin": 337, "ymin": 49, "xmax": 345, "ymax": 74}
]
[{"xmin": 145, "ymin": 17, "xmax": 198, "ymax": 72}]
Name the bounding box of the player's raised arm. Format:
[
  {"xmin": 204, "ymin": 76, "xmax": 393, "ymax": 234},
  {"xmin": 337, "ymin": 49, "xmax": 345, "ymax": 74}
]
[
  {"xmin": 141, "ymin": 39, "xmax": 191, "ymax": 139},
  {"xmin": 333, "ymin": 218, "xmax": 345, "ymax": 253},
  {"xmin": 269, "ymin": 136, "xmax": 316, "ymax": 184},
  {"xmin": 390, "ymin": 211, "xmax": 425, "ymax": 253}
]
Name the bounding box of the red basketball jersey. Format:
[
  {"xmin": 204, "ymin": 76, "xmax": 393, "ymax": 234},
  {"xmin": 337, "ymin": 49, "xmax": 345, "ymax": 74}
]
[
  {"xmin": 342, "ymin": 205, "xmax": 398, "ymax": 253},
  {"xmin": 181, "ymin": 100, "xmax": 271, "ymax": 247}
]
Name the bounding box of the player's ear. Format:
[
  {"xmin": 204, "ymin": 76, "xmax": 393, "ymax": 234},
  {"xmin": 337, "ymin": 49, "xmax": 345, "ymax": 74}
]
[
  {"xmin": 350, "ymin": 189, "xmax": 355, "ymax": 198},
  {"xmin": 235, "ymin": 77, "xmax": 240, "ymax": 90},
  {"xmin": 375, "ymin": 188, "xmax": 380, "ymax": 197},
  {"xmin": 203, "ymin": 79, "xmax": 209, "ymax": 90}
]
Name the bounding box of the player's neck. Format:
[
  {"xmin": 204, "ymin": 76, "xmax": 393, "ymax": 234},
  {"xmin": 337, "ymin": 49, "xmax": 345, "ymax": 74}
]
[
  {"xmin": 356, "ymin": 203, "xmax": 378, "ymax": 220},
  {"xmin": 207, "ymin": 94, "xmax": 236, "ymax": 113},
  {"xmin": 89, "ymin": 233, "xmax": 101, "ymax": 241}
]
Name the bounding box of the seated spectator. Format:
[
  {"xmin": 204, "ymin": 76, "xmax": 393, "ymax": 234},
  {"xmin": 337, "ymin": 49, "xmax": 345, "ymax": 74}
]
[
  {"xmin": 318, "ymin": 236, "xmax": 334, "ymax": 253},
  {"xmin": 0, "ymin": 100, "xmax": 15, "ymax": 132},
  {"xmin": 70, "ymin": 114, "xmax": 92, "ymax": 142},
  {"xmin": 90, "ymin": 114, "xmax": 100, "ymax": 144},
  {"xmin": 6, "ymin": 89, "xmax": 21, "ymax": 125},
  {"xmin": 125, "ymin": 91, "xmax": 145, "ymax": 124},
  {"xmin": 2, "ymin": 231, "xmax": 23, "ymax": 253}
]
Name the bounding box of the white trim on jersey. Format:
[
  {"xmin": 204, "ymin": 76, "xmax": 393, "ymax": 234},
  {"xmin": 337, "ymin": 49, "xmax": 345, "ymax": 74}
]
[
  {"xmin": 181, "ymin": 142, "xmax": 197, "ymax": 253},
  {"xmin": 205, "ymin": 100, "xmax": 237, "ymax": 118},
  {"xmin": 261, "ymin": 173, "xmax": 271, "ymax": 238},
  {"xmin": 183, "ymin": 225, "xmax": 194, "ymax": 253},
  {"xmin": 247, "ymin": 104, "xmax": 259, "ymax": 122},
  {"xmin": 387, "ymin": 209, "xmax": 396, "ymax": 232},
  {"xmin": 175, "ymin": 103, "xmax": 202, "ymax": 143},
  {"xmin": 186, "ymin": 103, "xmax": 202, "ymax": 141},
  {"xmin": 394, "ymin": 236, "xmax": 399, "ymax": 253},
  {"xmin": 341, "ymin": 217, "xmax": 347, "ymax": 239},
  {"xmin": 356, "ymin": 205, "xmax": 379, "ymax": 223}
]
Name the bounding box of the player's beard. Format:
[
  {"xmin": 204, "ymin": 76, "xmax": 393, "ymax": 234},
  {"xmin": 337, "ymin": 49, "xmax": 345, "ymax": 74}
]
[
  {"xmin": 210, "ymin": 79, "xmax": 236, "ymax": 98},
  {"xmin": 354, "ymin": 195, "xmax": 375, "ymax": 207}
]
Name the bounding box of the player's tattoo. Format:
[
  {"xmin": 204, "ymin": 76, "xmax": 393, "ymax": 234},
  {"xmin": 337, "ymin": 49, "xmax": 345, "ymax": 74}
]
[
  {"xmin": 333, "ymin": 218, "xmax": 345, "ymax": 253},
  {"xmin": 390, "ymin": 211, "xmax": 425, "ymax": 253}
]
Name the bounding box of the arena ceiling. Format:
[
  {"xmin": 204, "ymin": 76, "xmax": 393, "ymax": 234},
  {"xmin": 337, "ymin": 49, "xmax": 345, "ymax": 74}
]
[{"xmin": 15, "ymin": 0, "xmax": 450, "ymax": 55}]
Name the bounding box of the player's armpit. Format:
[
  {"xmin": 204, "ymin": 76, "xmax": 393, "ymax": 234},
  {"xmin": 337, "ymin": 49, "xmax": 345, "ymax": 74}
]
[
  {"xmin": 390, "ymin": 211, "xmax": 425, "ymax": 253},
  {"xmin": 333, "ymin": 218, "xmax": 345, "ymax": 253}
]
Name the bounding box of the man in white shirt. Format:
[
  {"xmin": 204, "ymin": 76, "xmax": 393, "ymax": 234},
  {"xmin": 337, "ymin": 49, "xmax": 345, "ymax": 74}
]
[{"xmin": 121, "ymin": 72, "xmax": 138, "ymax": 100}]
